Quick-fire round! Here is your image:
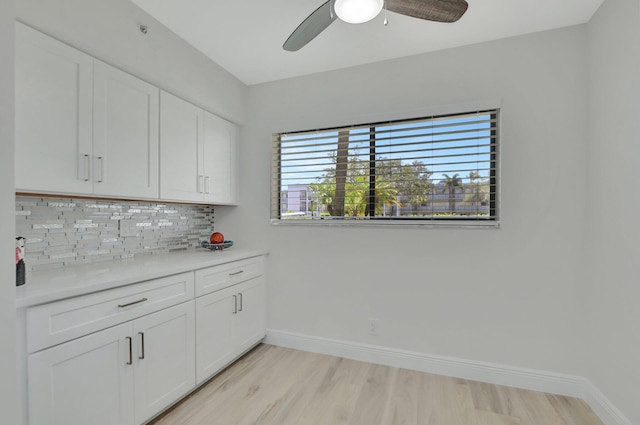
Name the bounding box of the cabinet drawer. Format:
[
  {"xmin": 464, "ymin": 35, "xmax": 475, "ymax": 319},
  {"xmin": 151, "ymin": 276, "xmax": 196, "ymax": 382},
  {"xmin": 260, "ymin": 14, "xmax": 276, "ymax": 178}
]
[
  {"xmin": 195, "ymin": 256, "xmax": 263, "ymax": 297},
  {"xmin": 27, "ymin": 272, "xmax": 195, "ymax": 353}
]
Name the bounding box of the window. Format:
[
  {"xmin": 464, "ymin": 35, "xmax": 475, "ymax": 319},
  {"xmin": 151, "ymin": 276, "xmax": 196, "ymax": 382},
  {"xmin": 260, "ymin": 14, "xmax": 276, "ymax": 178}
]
[{"xmin": 271, "ymin": 109, "xmax": 499, "ymax": 226}]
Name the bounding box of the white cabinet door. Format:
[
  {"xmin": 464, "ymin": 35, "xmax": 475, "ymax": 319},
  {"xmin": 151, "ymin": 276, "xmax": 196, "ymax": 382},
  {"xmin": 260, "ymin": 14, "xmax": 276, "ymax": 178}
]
[
  {"xmin": 160, "ymin": 91, "xmax": 238, "ymax": 204},
  {"xmin": 159, "ymin": 91, "xmax": 203, "ymax": 202},
  {"xmin": 28, "ymin": 323, "xmax": 135, "ymax": 425},
  {"xmin": 234, "ymin": 276, "xmax": 266, "ymax": 354},
  {"xmin": 15, "ymin": 23, "xmax": 93, "ymax": 194},
  {"xmin": 202, "ymin": 111, "xmax": 237, "ymax": 204},
  {"xmin": 133, "ymin": 301, "xmax": 196, "ymax": 424},
  {"xmin": 194, "ymin": 276, "xmax": 265, "ymax": 384},
  {"xmin": 194, "ymin": 285, "xmax": 237, "ymax": 384},
  {"xmin": 93, "ymin": 60, "xmax": 159, "ymax": 199}
]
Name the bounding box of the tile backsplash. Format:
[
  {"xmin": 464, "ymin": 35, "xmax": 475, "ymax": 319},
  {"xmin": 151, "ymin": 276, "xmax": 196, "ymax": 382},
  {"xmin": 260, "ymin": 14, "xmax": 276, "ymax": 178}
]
[{"xmin": 16, "ymin": 196, "xmax": 215, "ymax": 271}]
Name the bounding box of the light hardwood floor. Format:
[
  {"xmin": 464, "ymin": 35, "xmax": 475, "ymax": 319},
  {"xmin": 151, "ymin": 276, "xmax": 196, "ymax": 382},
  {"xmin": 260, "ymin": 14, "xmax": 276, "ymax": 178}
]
[{"xmin": 150, "ymin": 344, "xmax": 604, "ymax": 425}]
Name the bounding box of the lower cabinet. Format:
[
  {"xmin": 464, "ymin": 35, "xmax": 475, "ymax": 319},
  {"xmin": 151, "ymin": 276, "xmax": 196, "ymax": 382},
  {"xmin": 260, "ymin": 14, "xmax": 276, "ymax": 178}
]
[
  {"xmin": 28, "ymin": 322, "xmax": 134, "ymax": 425},
  {"xmin": 24, "ymin": 254, "xmax": 266, "ymax": 425},
  {"xmin": 195, "ymin": 276, "xmax": 266, "ymax": 384},
  {"xmin": 234, "ymin": 277, "xmax": 266, "ymax": 356},
  {"xmin": 132, "ymin": 302, "xmax": 196, "ymax": 424},
  {"xmin": 195, "ymin": 286, "xmax": 236, "ymax": 384},
  {"xmin": 28, "ymin": 301, "xmax": 195, "ymax": 425}
]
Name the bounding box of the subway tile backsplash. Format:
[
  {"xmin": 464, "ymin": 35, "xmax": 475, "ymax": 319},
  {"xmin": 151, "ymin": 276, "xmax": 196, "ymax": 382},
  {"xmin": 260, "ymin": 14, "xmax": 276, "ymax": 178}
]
[{"xmin": 16, "ymin": 196, "xmax": 215, "ymax": 271}]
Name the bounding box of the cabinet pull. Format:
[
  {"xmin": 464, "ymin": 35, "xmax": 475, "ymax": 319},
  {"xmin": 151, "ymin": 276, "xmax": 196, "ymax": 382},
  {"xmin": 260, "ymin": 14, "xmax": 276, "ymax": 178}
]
[
  {"xmin": 238, "ymin": 293, "xmax": 243, "ymax": 312},
  {"xmin": 96, "ymin": 156, "xmax": 104, "ymax": 183},
  {"xmin": 126, "ymin": 336, "xmax": 133, "ymax": 365},
  {"xmin": 83, "ymin": 154, "xmax": 91, "ymax": 181},
  {"xmin": 204, "ymin": 176, "xmax": 210, "ymax": 194},
  {"xmin": 118, "ymin": 297, "xmax": 148, "ymax": 308},
  {"xmin": 138, "ymin": 332, "xmax": 145, "ymax": 360},
  {"xmin": 229, "ymin": 270, "xmax": 244, "ymax": 276},
  {"xmin": 232, "ymin": 294, "xmax": 238, "ymax": 314},
  {"xmin": 198, "ymin": 175, "xmax": 205, "ymax": 193}
]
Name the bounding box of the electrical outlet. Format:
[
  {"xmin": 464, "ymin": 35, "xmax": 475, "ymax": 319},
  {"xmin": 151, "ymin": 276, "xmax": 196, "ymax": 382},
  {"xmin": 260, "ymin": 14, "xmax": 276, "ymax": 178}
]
[{"xmin": 368, "ymin": 318, "xmax": 378, "ymax": 336}]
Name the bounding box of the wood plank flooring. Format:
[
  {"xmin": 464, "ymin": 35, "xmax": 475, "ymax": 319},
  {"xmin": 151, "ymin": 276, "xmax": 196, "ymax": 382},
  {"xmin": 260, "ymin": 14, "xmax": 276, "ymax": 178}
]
[{"xmin": 149, "ymin": 344, "xmax": 603, "ymax": 425}]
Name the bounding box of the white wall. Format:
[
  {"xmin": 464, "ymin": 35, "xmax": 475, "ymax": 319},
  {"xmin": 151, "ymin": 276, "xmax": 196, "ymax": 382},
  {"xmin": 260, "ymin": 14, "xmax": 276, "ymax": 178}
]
[
  {"xmin": 16, "ymin": 0, "xmax": 248, "ymax": 124},
  {"xmin": 587, "ymin": 0, "xmax": 640, "ymax": 423},
  {"xmin": 0, "ymin": 0, "xmax": 18, "ymax": 424},
  {"xmin": 235, "ymin": 25, "xmax": 591, "ymax": 376}
]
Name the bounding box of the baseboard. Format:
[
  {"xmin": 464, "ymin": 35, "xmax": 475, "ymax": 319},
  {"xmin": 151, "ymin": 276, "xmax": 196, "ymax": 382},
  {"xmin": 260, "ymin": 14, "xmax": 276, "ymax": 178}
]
[
  {"xmin": 583, "ymin": 381, "xmax": 634, "ymax": 425},
  {"xmin": 265, "ymin": 329, "xmax": 631, "ymax": 425},
  {"xmin": 265, "ymin": 329, "xmax": 586, "ymax": 396}
]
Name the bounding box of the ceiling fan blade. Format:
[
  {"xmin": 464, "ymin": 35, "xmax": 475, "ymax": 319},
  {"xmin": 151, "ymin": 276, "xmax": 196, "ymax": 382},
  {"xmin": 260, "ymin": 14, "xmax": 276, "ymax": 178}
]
[
  {"xmin": 283, "ymin": 1, "xmax": 337, "ymax": 52},
  {"xmin": 386, "ymin": 0, "xmax": 468, "ymax": 23}
]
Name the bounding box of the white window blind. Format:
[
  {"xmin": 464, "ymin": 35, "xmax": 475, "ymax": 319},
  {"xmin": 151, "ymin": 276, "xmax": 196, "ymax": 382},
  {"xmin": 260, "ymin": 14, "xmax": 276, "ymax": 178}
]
[{"xmin": 271, "ymin": 110, "xmax": 499, "ymax": 225}]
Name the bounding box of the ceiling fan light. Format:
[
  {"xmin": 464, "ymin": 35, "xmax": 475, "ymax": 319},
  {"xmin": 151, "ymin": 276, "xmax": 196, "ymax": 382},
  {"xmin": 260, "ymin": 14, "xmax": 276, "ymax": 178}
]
[{"xmin": 334, "ymin": 0, "xmax": 384, "ymax": 24}]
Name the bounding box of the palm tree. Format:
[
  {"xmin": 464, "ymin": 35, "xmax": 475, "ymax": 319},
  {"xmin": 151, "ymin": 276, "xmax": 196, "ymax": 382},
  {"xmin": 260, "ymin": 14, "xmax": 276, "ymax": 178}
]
[
  {"xmin": 442, "ymin": 173, "xmax": 463, "ymax": 214},
  {"xmin": 331, "ymin": 130, "xmax": 350, "ymax": 217},
  {"xmin": 467, "ymin": 171, "xmax": 481, "ymax": 214},
  {"xmin": 374, "ymin": 178, "xmax": 398, "ymax": 216},
  {"xmin": 464, "ymin": 171, "xmax": 490, "ymax": 215}
]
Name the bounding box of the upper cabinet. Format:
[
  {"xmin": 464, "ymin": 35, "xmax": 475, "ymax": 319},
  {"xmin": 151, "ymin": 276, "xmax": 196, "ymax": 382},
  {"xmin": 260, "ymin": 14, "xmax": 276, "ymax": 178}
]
[
  {"xmin": 202, "ymin": 111, "xmax": 237, "ymax": 204},
  {"xmin": 15, "ymin": 23, "xmax": 160, "ymax": 200},
  {"xmin": 15, "ymin": 24, "xmax": 237, "ymax": 205},
  {"xmin": 93, "ymin": 60, "xmax": 159, "ymax": 199},
  {"xmin": 160, "ymin": 91, "xmax": 237, "ymax": 205},
  {"xmin": 15, "ymin": 23, "xmax": 94, "ymax": 194},
  {"xmin": 158, "ymin": 91, "xmax": 202, "ymax": 203}
]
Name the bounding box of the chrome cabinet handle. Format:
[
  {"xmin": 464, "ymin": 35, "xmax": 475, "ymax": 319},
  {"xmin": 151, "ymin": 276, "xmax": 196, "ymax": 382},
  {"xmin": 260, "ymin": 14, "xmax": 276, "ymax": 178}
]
[
  {"xmin": 204, "ymin": 176, "xmax": 210, "ymax": 194},
  {"xmin": 233, "ymin": 294, "xmax": 238, "ymax": 314},
  {"xmin": 138, "ymin": 332, "xmax": 145, "ymax": 360},
  {"xmin": 126, "ymin": 336, "xmax": 133, "ymax": 365},
  {"xmin": 229, "ymin": 270, "xmax": 244, "ymax": 276},
  {"xmin": 198, "ymin": 175, "xmax": 205, "ymax": 193},
  {"xmin": 96, "ymin": 156, "xmax": 104, "ymax": 183},
  {"xmin": 83, "ymin": 154, "xmax": 90, "ymax": 181},
  {"xmin": 238, "ymin": 293, "xmax": 243, "ymax": 312},
  {"xmin": 118, "ymin": 297, "xmax": 148, "ymax": 308}
]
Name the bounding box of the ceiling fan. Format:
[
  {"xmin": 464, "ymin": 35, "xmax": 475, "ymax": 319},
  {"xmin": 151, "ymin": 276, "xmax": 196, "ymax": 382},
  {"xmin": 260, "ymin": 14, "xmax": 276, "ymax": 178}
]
[{"xmin": 283, "ymin": 0, "xmax": 469, "ymax": 51}]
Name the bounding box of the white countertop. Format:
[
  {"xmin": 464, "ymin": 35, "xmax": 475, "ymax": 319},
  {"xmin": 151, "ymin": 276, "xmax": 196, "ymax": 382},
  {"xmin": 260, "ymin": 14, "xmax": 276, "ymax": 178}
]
[{"xmin": 15, "ymin": 248, "xmax": 266, "ymax": 308}]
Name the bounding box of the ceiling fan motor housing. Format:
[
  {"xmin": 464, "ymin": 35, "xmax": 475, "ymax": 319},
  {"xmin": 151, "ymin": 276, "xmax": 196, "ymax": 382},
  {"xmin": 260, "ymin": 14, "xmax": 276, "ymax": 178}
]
[{"xmin": 334, "ymin": 0, "xmax": 384, "ymax": 24}]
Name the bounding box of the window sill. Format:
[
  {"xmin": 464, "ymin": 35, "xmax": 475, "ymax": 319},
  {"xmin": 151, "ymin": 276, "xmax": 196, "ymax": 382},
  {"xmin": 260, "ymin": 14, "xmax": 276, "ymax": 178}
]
[{"xmin": 270, "ymin": 218, "xmax": 500, "ymax": 229}]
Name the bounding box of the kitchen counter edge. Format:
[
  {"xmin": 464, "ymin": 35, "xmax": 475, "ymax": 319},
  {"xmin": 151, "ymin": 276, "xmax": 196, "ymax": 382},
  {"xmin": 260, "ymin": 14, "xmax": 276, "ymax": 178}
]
[{"xmin": 15, "ymin": 249, "xmax": 268, "ymax": 308}]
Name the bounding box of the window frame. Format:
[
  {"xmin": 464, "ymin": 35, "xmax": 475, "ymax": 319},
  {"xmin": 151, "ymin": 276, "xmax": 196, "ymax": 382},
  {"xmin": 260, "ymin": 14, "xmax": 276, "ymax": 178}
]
[{"xmin": 271, "ymin": 109, "xmax": 501, "ymax": 228}]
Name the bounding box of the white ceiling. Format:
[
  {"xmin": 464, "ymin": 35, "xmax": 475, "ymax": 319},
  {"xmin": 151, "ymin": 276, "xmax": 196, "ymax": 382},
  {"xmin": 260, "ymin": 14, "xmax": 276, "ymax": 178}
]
[{"xmin": 130, "ymin": 0, "xmax": 604, "ymax": 85}]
